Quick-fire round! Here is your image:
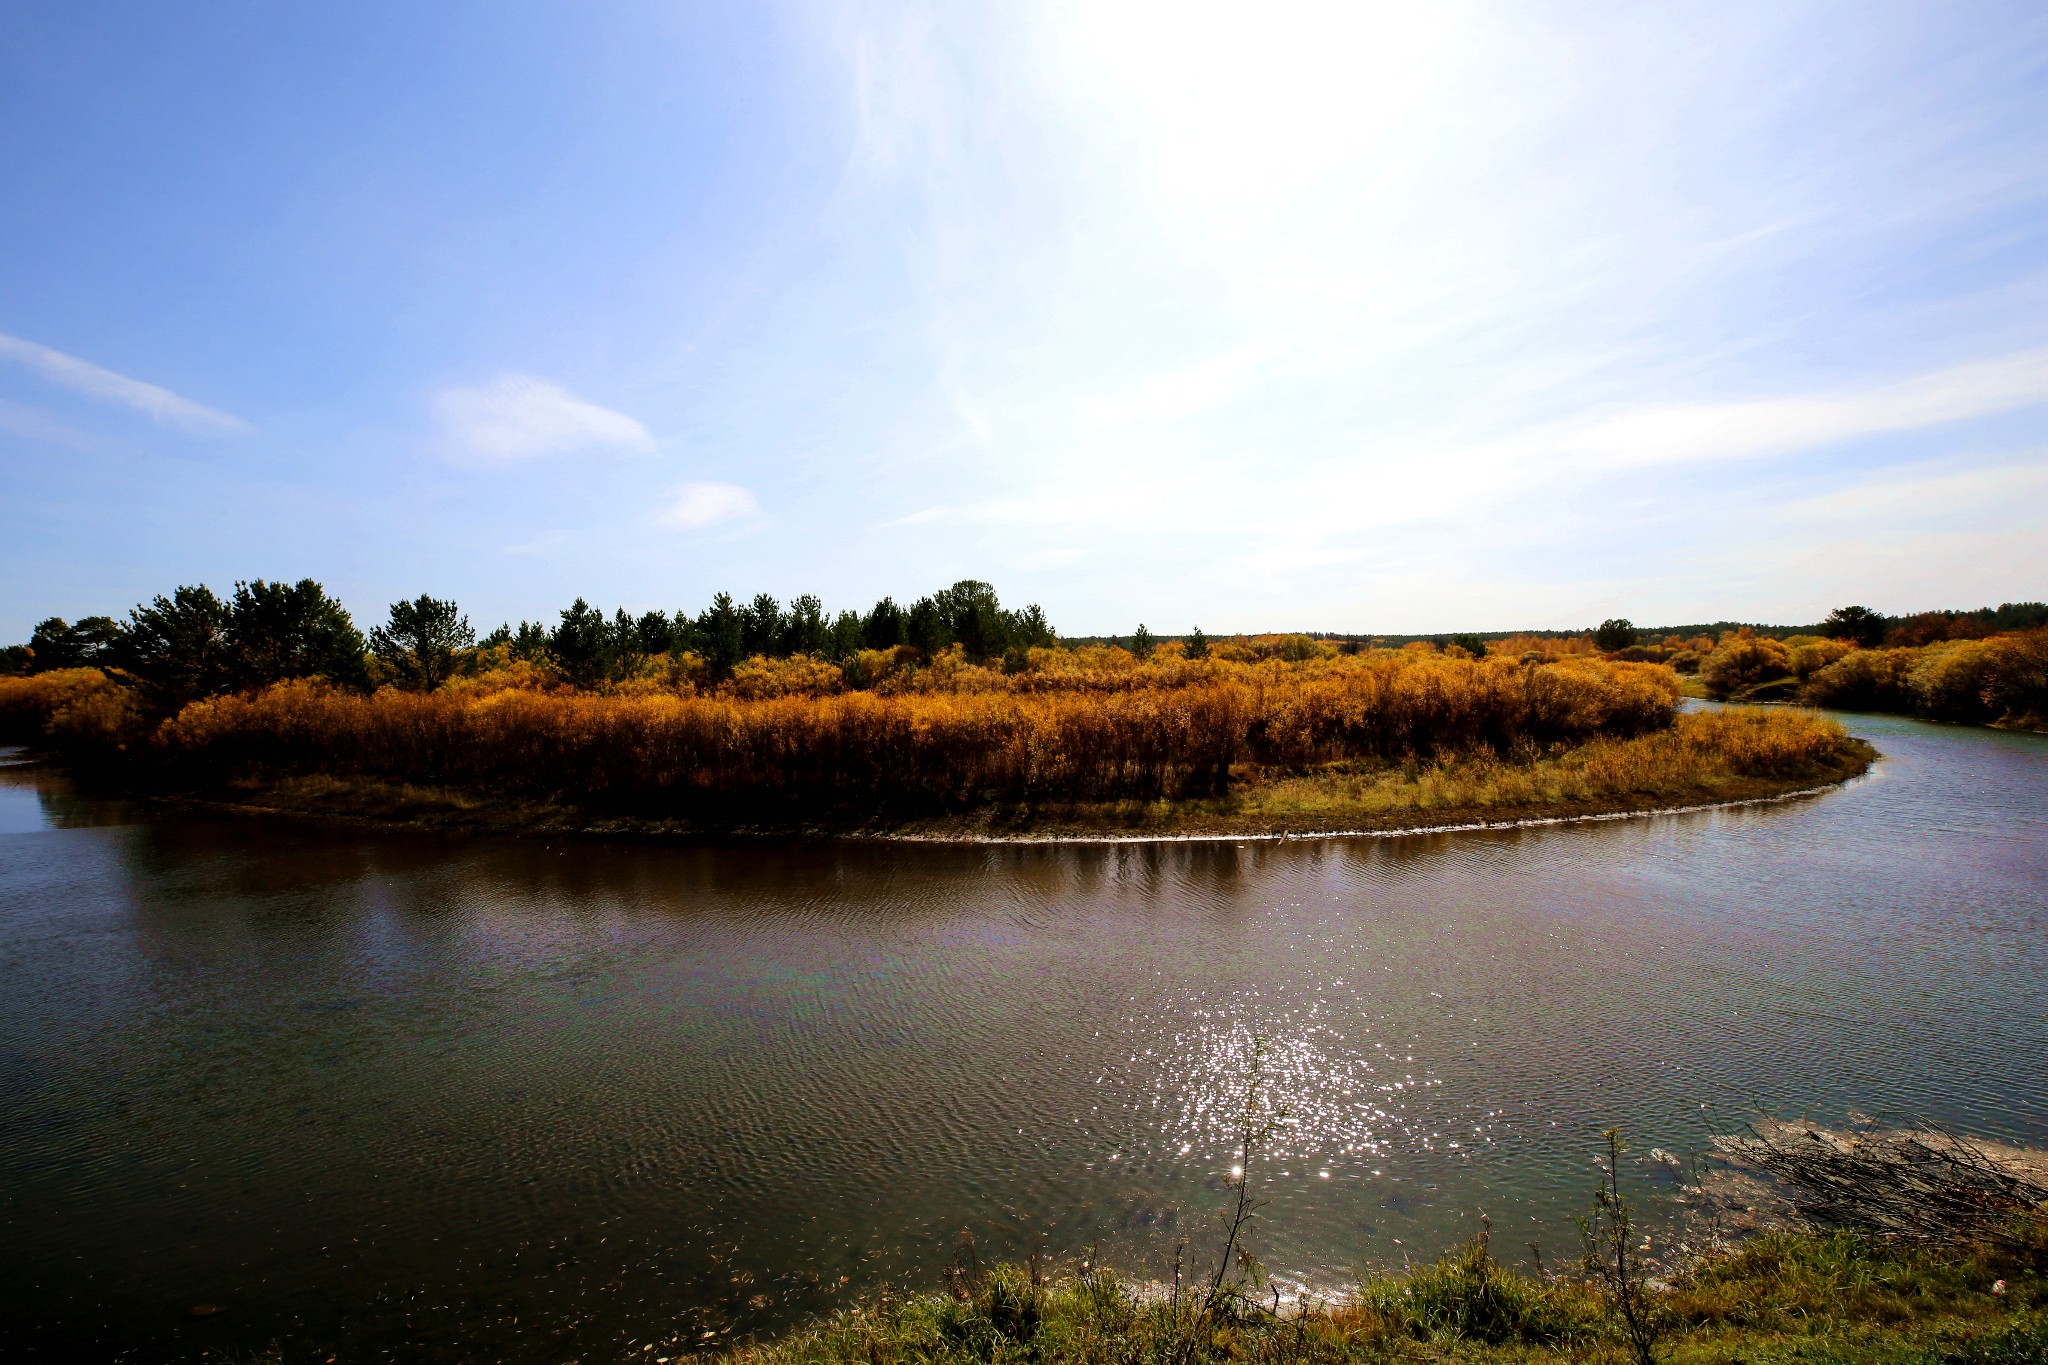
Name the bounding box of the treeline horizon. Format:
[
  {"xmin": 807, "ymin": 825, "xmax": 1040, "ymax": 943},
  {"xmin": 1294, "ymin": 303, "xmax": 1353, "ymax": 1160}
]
[
  {"xmin": 0, "ymin": 576, "xmax": 1881, "ymax": 818},
  {"xmin": 7, "ymin": 574, "xmax": 2042, "ymax": 705},
  {"xmin": 1, "ymin": 578, "xmax": 1059, "ymax": 702},
  {"xmin": 1072, "ymin": 599, "xmax": 2048, "ymax": 651}
]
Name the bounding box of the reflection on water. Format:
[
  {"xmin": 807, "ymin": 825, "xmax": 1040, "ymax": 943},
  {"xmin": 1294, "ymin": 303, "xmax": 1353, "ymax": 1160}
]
[{"xmin": 1, "ymin": 715, "xmax": 2045, "ymax": 1362}]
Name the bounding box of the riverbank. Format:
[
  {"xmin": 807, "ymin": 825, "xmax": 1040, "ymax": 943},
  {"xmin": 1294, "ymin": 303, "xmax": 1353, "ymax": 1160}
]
[
  {"xmin": 740, "ymin": 1112, "xmax": 2048, "ymax": 1365},
  {"xmin": 713, "ymin": 1226, "xmax": 2040, "ymax": 1365},
  {"xmin": 128, "ymin": 708, "xmax": 1873, "ymax": 842}
]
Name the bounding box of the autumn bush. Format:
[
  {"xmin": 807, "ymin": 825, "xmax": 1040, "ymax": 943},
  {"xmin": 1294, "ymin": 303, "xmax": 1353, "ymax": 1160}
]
[
  {"xmin": 155, "ymin": 679, "xmax": 1242, "ymax": 808},
  {"xmin": 1802, "ymin": 627, "xmax": 2048, "ymax": 725},
  {"xmin": 1657, "ymin": 706, "xmax": 1851, "ymax": 776},
  {"xmin": 1238, "ymin": 655, "xmax": 1675, "ymax": 764},
  {"xmin": 0, "ymin": 668, "xmax": 137, "ymax": 746},
  {"xmin": 1979, "ymin": 629, "xmax": 2048, "ymax": 725},
  {"xmin": 7, "ymin": 643, "xmax": 1897, "ymax": 825},
  {"xmin": 1699, "ymin": 630, "xmax": 1793, "ymax": 699},
  {"xmin": 1782, "ymin": 635, "xmax": 1854, "ymax": 680},
  {"xmin": 136, "ymin": 652, "xmax": 1682, "ymax": 812},
  {"xmin": 1489, "ymin": 633, "xmax": 1600, "ymax": 661},
  {"xmin": 1800, "ymin": 647, "xmax": 1919, "ymax": 712}
]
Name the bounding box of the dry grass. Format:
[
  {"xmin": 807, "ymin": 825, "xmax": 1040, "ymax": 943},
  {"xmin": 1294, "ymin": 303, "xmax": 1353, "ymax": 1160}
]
[
  {"xmin": 1206, "ymin": 708, "xmax": 1863, "ymax": 829},
  {"xmin": 906, "ymin": 708, "xmax": 1869, "ymax": 838}
]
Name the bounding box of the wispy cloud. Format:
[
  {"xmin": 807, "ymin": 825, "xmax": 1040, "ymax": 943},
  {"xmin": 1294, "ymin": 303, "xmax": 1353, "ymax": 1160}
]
[
  {"xmin": 0, "ymin": 331, "xmax": 248, "ymax": 433},
  {"xmin": 658, "ymin": 481, "xmax": 758, "ymax": 529},
  {"xmin": 1769, "ymin": 460, "xmax": 2048, "ymax": 527},
  {"xmin": 435, "ymin": 374, "xmax": 653, "ymax": 461},
  {"xmin": 1540, "ymin": 347, "xmax": 2048, "ymax": 471},
  {"xmin": 893, "ymin": 346, "xmax": 2048, "ymax": 539}
]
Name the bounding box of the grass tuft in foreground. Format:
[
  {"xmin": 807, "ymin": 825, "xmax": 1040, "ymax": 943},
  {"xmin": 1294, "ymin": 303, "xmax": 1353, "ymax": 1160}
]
[{"xmin": 718, "ymin": 1227, "xmax": 2042, "ymax": 1365}]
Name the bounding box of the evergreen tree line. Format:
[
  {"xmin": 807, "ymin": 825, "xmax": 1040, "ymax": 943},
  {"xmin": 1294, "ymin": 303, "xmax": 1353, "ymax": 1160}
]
[
  {"xmin": 2, "ymin": 577, "xmax": 1056, "ymax": 705},
  {"xmin": 507, "ymin": 580, "xmax": 1054, "ymax": 687}
]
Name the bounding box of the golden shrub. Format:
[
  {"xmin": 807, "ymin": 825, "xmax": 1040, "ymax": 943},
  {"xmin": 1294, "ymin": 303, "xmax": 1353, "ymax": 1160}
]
[
  {"xmin": 443, "ymin": 657, "xmax": 564, "ymax": 697},
  {"xmin": 1490, "ymin": 634, "xmax": 1599, "ymax": 660},
  {"xmin": 0, "ymin": 669, "xmax": 131, "ymax": 743},
  {"xmin": 149, "ymin": 652, "xmax": 1681, "ymax": 808},
  {"xmin": 1904, "ymin": 639, "xmax": 2003, "ymax": 723},
  {"xmin": 838, "ymin": 646, "xmax": 920, "ymax": 692},
  {"xmin": 1803, "ymin": 648, "xmax": 1919, "ymax": 712},
  {"xmin": 1798, "ymin": 626, "xmax": 2048, "ymax": 723},
  {"xmin": 1668, "ymin": 706, "xmax": 1848, "ymax": 776},
  {"xmin": 1783, "ymin": 636, "xmax": 1854, "ymax": 680},
  {"xmin": 1209, "ymin": 634, "xmax": 1337, "ymax": 663},
  {"xmin": 157, "ymin": 678, "xmax": 1244, "ymax": 805},
  {"xmin": 1700, "ymin": 630, "xmax": 1792, "ymax": 698},
  {"xmin": 727, "ymin": 653, "xmax": 845, "ymax": 700},
  {"xmin": 1977, "ymin": 630, "xmax": 2048, "ymax": 724},
  {"xmin": 48, "ymin": 684, "xmax": 148, "ymax": 751}
]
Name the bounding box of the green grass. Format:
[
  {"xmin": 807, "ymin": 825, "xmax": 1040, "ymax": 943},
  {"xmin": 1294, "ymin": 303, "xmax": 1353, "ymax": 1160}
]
[{"xmin": 711, "ymin": 1230, "xmax": 2043, "ymax": 1365}]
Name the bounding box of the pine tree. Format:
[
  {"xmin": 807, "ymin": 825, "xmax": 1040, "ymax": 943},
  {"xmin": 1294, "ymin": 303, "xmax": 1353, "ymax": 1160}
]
[{"xmin": 372, "ymin": 595, "xmax": 474, "ymax": 690}]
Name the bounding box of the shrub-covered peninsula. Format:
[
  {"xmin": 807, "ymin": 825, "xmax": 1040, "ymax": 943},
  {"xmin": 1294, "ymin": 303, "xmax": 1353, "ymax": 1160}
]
[{"xmin": 1, "ymin": 579, "xmax": 1872, "ymax": 838}]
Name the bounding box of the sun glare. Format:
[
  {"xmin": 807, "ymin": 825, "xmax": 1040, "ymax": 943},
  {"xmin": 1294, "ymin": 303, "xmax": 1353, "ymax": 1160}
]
[{"xmin": 1048, "ymin": 0, "xmax": 1471, "ymax": 222}]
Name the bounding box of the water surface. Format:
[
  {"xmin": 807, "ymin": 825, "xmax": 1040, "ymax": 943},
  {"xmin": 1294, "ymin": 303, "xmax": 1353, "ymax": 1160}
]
[{"xmin": 1, "ymin": 712, "xmax": 2043, "ymax": 1361}]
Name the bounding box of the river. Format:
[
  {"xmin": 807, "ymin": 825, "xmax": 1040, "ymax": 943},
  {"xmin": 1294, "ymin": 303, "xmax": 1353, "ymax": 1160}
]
[{"xmin": 1, "ymin": 710, "xmax": 2043, "ymax": 1362}]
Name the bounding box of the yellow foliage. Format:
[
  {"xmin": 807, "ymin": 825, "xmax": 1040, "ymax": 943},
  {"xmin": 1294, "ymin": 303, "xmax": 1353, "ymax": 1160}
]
[
  {"xmin": 1661, "ymin": 706, "xmax": 1850, "ymax": 776},
  {"xmin": 1783, "ymin": 636, "xmax": 1853, "ymax": 680},
  {"xmin": 727, "ymin": 653, "xmax": 846, "ymax": 700},
  {"xmin": 1209, "ymin": 634, "xmax": 1337, "ymax": 663},
  {"xmin": 1979, "ymin": 630, "xmax": 2048, "ymax": 723},
  {"xmin": 1905, "ymin": 639, "xmax": 2003, "ymax": 722},
  {"xmin": 443, "ymin": 657, "xmax": 564, "ymax": 697},
  {"xmin": 1490, "ymin": 634, "xmax": 1598, "ymax": 660},
  {"xmin": 148, "ymin": 653, "xmax": 1682, "ymax": 809},
  {"xmin": 1701, "ymin": 630, "xmax": 1792, "ymax": 698},
  {"xmin": 1804, "ymin": 647, "xmax": 1919, "ymax": 711},
  {"xmin": 1235, "ymin": 707, "xmax": 1858, "ymax": 825},
  {"xmin": 0, "ymin": 669, "xmax": 134, "ymax": 743},
  {"xmin": 49, "ymin": 686, "xmax": 147, "ymax": 749},
  {"xmin": 1801, "ymin": 626, "xmax": 2048, "ymax": 723},
  {"xmin": 836, "ymin": 646, "xmax": 918, "ymax": 692}
]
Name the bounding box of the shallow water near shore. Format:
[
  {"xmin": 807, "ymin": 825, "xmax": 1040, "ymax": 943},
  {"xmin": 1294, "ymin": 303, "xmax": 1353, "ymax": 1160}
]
[{"xmin": 1, "ymin": 711, "xmax": 2044, "ymax": 1362}]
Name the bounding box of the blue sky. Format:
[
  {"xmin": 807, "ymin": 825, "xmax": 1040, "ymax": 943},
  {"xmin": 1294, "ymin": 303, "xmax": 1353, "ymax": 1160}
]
[{"xmin": 3, "ymin": 0, "xmax": 2046, "ymax": 639}]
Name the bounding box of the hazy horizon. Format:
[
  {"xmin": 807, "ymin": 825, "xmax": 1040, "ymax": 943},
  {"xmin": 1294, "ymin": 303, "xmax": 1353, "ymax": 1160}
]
[{"xmin": 4, "ymin": 1, "xmax": 2046, "ymax": 639}]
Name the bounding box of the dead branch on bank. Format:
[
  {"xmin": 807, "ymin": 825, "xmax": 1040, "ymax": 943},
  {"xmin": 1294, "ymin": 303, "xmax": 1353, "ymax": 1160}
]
[{"xmin": 1712, "ymin": 1118, "xmax": 2048, "ymax": 1252}]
